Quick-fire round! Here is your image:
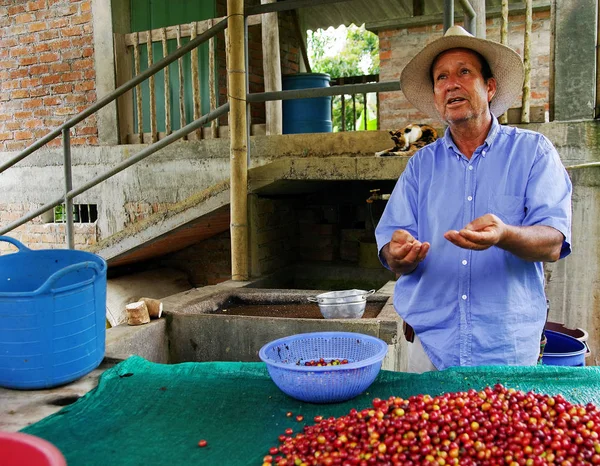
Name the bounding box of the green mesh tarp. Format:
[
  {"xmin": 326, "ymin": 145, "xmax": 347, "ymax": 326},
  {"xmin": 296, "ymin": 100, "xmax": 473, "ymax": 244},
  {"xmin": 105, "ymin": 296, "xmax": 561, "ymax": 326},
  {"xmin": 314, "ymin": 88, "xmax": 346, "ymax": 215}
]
[{"xmin": 22, "ymin": 356, "xmax": 600, "ymax": 465}]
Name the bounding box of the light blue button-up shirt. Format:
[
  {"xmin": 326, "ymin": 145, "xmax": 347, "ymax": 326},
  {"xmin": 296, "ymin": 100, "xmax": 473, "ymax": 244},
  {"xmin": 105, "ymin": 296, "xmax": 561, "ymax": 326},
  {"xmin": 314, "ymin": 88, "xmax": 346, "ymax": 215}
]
[{"xmin": 375, "ymin": 116, "xmax": 572, "ymax": 370}]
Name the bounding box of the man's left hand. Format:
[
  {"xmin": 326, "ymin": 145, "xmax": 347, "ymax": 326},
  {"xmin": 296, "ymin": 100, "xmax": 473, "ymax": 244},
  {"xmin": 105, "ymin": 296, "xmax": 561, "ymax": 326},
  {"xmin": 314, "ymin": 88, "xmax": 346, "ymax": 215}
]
[{"xmin": 444, "ymin": 214, "xmax": 505, "ymax": 250}]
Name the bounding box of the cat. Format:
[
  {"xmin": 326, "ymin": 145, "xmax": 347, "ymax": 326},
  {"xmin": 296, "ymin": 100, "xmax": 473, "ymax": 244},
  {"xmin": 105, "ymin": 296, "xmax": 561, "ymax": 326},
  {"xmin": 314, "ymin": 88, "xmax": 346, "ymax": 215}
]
[{"xmin": 375, "ymin": 124, "xmax": 438, "ymax": 156}]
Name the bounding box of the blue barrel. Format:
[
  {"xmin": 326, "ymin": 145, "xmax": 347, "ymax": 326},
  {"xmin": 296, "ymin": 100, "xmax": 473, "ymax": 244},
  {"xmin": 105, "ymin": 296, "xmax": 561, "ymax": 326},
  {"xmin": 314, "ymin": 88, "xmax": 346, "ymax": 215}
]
[
  {"xmin": 0, "ymin": 236, "xmax": 107, "ymax": 389},
  {"xmin": 542, "ymin": 329, "xmax": 587, "ymax": 366},
  {"xmin": 282, "ymin": 73, "xmax": 332, "ymax": 134}
]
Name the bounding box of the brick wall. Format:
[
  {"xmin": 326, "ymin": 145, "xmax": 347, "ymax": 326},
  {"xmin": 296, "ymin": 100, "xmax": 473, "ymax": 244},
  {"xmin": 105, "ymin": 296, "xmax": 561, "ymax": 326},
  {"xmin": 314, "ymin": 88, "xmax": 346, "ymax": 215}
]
[
  {"xmin": 378, "ymin": 11, "xmax": 551, "ymax": 129},
  {"xmin": 0, "ymin": 0, "xmax": 97, "ymax": 151},
  {"xmin": 0, "ymin": 202, "xmax": 97, "ymax": 253}
]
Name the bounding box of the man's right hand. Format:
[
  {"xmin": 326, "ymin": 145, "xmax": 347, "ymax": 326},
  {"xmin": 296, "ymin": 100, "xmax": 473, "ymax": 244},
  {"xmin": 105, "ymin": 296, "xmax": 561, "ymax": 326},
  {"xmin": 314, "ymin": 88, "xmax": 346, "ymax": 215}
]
[{"xmin": 381, "ymin": 230, "xmax": 430, "ymax": 275}]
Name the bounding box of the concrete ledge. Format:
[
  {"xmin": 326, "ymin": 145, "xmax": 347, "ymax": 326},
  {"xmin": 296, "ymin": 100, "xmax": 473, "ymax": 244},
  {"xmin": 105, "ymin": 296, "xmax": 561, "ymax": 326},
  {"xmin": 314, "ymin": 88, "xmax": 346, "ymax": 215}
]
[{"xmin": 105, "ymin": 318, "xmax": 169, "ymax": 363}]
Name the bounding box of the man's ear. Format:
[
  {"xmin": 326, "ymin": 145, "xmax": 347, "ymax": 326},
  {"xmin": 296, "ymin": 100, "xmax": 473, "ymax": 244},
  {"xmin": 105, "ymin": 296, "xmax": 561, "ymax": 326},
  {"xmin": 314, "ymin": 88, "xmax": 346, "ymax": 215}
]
[{"xmin": 487, "ymin": 77, "xmax": 497, "ymax": 104}]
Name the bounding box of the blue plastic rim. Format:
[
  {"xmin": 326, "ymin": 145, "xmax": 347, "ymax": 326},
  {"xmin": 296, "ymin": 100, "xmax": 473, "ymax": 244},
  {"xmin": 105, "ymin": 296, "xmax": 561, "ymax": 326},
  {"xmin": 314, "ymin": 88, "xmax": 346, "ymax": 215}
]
[
  {"xmin": 0, "ymin": 236, "xmax": 107, "ymax": 389},
  {"xmin": 259, "ymin": 331, "xmax": 388, "ymax": 403},
  {"xmin": 542, "ymin": 329, "xmax": 587, "ymax": 367}
]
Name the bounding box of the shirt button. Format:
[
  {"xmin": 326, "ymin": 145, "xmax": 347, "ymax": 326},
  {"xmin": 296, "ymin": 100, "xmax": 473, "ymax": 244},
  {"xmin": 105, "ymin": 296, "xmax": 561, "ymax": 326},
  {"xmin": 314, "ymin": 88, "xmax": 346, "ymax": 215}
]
[
  {"xmin": 467, "ymin": 196, "xmax": 473, "ymax": 201},
  {"xmin": 462, "ymin": 260, "xmax": 467, "ymax": 265},
  {"xmin": 462, "ymin": 295, "xmax": 467, "ymax": 300},
  {"xmin": 468, "ymin": 166, "xmax": 474, "ymax": 171}
]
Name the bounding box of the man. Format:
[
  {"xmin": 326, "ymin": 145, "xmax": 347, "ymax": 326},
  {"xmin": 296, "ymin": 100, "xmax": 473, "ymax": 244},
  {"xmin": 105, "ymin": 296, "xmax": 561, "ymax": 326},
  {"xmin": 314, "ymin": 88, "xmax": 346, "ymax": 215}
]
[{"xmin": 375, "ymin": 26, "xmax": 572, "ymax": 373}]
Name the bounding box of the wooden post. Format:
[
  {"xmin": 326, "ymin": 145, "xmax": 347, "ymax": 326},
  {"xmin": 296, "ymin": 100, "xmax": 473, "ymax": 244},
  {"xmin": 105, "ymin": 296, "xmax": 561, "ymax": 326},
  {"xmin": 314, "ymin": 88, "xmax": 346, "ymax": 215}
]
[
  {"xmin": 176, "ymin": 25, "xmax": 187, "ymax": 134},
  {"xmin": 147, "ymin": 31, "xmax": 157, "ymax": 143},
  {"xmin": 227, "ymin": 0, "xmax": 249, "ymax": 281},
  {"xmin": 161, "ymin": 28, "xmax": 171, "ymax": 136},
  {"xmin": 133, "ymin": 32, "xmax": 144, "ymax": 139},
  {"xmin": 261, "ymin": 0, "xmax": 283, "ymax": 135},
  {"xmin": 113, "ymin": 33, "xmax": 134, "ymax": 144},
  {"xmin": 190, "ymin": 22, "xmax": 202, "ymax": 139},
  {"xmin": 520, "ymin": 0, "xmax": 532, "ymax": 123},
  {"xmin": 209, "ymin": 19, "xmax": 219, "ymax": 138},
  {"xmin": 498, "ymin": 0, "xmax": 509, "ymax": 124}
]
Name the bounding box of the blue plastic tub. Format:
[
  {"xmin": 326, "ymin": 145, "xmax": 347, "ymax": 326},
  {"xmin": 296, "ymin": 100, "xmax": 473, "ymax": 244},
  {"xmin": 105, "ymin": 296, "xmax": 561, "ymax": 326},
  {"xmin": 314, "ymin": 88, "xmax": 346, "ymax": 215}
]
[
  {"xmin": 259, "ymin": 331, "xmax": 387, "ymax": 403},
  {"xmin": 282, "ymin": 73, "xmax": 332, "ymax": 134},
  {"xmin": 542, "ymin": 329, "xmax": 587, "ymax": 367},
  {"xmin": 0, "ymin": 236, "xmax": 107, "ymax": 389}
]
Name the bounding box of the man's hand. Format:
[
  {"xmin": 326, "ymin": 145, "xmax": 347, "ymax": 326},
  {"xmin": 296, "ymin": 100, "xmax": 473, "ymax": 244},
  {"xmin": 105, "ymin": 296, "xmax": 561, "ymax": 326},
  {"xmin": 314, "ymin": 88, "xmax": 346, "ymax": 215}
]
[
  {"xmin": 444, "ymin": 214, "xmax": 564, "ymax": 262},
  {"xmin": 382, "ymin": 230, "xmax": 430, "ymax": 275},
  {"xmin": 444, "ymin": 214, "xmax": 505, "ymax": 250}
]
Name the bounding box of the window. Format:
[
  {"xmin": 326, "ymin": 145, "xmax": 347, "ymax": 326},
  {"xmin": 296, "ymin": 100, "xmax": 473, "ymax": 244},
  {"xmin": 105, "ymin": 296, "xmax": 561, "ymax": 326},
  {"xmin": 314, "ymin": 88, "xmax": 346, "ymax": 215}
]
[{"xmin": 52, "ymin": 204, "xmax": 98, "ymax": 224}]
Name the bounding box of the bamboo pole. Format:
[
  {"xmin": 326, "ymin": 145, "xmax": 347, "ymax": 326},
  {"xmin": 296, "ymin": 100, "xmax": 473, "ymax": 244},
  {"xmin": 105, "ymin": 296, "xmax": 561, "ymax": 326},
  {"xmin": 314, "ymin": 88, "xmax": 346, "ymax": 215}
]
[
  {"xmin": 520, "ymin": 0, "xmax": 532, "ymax": 123},
  {"xmin": 209, "ymin": 19, "xmax": 218, "ymax": 138},
  {"xmin": 161, "ymin": 27, "xmax": 171, "ymax": 136},
  {"xmin": 176, "ymin": 25, "xmax": 187, "ymax": 135},
  {"xmin": 190, "ymin": 22, "xmax": 202, "ymax": 139},
  {"xmin": 227, "ymin": 0, "xmax": 249, "ymax": 281},
  {"xmin": 147, "ymin": 31, "xmax": 157, "ymax": 142},
  {"xmin": 133, "ymin": 32, "xmax": 143, "ymax": 139},
  {"xmin": 498, "ymin": 0, "xmax": 509, "ymax": 124}
]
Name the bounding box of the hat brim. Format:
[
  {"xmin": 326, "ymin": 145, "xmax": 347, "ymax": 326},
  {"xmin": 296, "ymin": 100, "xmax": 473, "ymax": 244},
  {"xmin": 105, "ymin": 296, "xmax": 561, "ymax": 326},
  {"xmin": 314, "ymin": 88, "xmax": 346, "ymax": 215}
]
[{"xmin": 400, "ymin": 34, "xmax": 525, "ymax": 121}]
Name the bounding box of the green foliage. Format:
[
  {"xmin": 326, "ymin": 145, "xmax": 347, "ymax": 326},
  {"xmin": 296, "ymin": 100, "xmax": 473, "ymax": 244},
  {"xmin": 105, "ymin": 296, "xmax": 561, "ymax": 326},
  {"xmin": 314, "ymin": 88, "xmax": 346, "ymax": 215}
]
[{"xmin": 307, "ymin": 25, "xmax": 380, "ymax": 132}]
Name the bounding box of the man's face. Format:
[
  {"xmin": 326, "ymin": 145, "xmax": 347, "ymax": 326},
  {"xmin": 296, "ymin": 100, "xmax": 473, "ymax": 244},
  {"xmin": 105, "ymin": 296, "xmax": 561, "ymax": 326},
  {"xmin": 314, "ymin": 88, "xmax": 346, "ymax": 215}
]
[{"xmin": 432, "ymin": 48, "xmax": 497, "ymax": 125}]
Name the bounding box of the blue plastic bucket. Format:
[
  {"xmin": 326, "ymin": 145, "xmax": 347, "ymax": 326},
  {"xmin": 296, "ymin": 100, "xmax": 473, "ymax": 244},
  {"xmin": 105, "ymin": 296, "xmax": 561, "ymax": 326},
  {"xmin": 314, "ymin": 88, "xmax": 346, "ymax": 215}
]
[
  {"xmin": 0, "ymin": 236, "xmax": 107, "ymax": 389},
  {"xmin": 282, "ymin": 73, "xmax": 332, "ymax": 134},
  {"xmin": 542, "ymin": 329, "xmax": 587, "ymax": 367}
]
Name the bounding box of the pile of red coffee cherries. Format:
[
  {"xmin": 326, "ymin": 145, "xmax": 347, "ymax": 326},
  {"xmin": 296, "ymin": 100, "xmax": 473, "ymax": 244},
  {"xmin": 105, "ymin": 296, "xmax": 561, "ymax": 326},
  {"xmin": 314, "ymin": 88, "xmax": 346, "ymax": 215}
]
[
  {"xmin": 262, "ymin": 384, "xmax": 600, "ymax": 466},
  {"xmin": 302, "ymin": 358, "xmax": 350, "ymax": 367}
]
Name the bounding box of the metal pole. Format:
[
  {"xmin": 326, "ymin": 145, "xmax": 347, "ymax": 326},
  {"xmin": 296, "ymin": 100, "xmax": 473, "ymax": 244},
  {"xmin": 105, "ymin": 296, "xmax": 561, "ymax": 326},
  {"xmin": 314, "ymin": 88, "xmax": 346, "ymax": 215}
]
[
  {"xmin": 458, "ymin": 0, "xmax": 477, "ymax": 35},
  {"xmin": 62, "ymin": 128, "xmax": 74, "ymax": 249},
  {"xmin": 444, "ymin": 0, "xmax": 454, "ymax": 32}
]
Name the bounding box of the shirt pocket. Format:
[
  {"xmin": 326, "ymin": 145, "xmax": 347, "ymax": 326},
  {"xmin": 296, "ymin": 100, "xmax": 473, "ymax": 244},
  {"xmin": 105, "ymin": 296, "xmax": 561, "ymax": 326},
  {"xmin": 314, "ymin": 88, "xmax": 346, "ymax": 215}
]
[{"xmin": 488, "ymin": 195, "xmax": 526, "ymax": 225}]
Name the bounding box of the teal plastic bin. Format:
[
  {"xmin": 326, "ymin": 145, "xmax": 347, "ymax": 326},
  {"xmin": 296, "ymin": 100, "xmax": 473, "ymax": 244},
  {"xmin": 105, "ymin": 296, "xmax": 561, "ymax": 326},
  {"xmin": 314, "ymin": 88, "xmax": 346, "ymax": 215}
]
[
  {"xmin": 282, "ymin": 73, "xmax": 332, "ymax": 134},
  {"xmin": 0, "ymin": 236, "xmax": 107, "ymax": 389}
]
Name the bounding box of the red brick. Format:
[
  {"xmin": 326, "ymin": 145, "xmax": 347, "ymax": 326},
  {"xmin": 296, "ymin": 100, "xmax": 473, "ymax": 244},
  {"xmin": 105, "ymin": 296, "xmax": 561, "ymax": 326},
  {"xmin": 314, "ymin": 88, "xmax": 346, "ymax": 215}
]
[
  {"xmin": 38, "ymin": 29, "xmax": 59, "ymax": 41},
  {"xmin": 41, "ymin": 75, "xmax": 60, "ymax": 85},
  {"xmin": 23, "ymin": 98, "xmax": 43, "ymax": 109},
  {"xmin": 60, "ymin": 71, "xmax": 83, "ymax": 82},
  {"xmin": 11, "ymin": 89, "xmax": 29, "ymax": 99},
  {"xmin": 48, "ymin": 18, "xmax": 68, "ymax": 29},
  {"xmin": 72, "ymin": 12, "xmax": 91, "ymax": 25},
  {"xmin": 34, "ymin": 43, "xmax": 50, "ymax": 53},
  {"xmin": 28, "ymin": 21, "xmax": 47, "ymax": 33},
  {"xmin": 9, "ymin": 46, "xmax": 30, "ymax": 57},
  {"xmin": 14, "ymin": 111, "xmax": 33, "ymax": 119},
  {"xmin": 23, "ymin": 119, "xmax": 42, "ymax": 129},
  {"xmin": 28, "ymin": 64, "xmax": 49, "ymax": 75},
  {"xmin": 9, "ymin": 68, "xmax": 28, "ymax": 79},
  {"xmin": 43, "ymin": 96, "xmax": 61, "ymax": 105},
  {"xmin": 39, "ymin": 52, "xmax": 60, "ymax": 63},
  {"xmin": 19, "ymin": 56, "xmax": 38, "ymax": 66},
  {"xmin": 50, "ymin": 62, "xmax": 70, "ymax": 73},
  {"xmin": 0, "ymin": 132, "xmax": 13, "ymax": 141},
  {"xmin": 61, "ymin": 26, "xmax": 83, "ymax": 37},
  {"xmin": 15, "ymin": 13, "xmax": 36, "ymax": 24},
  {"xmin": 62, "ymin": 49, "xmax": 82, "ymax": 60},
  {"xmin": 29, "ymin": 87, "xmax": 48, "ymax": 97},
  {"xmin": 7, "ymin": 6, "xmax": 26, "ymax": 15},
  {"xmin": 52, "ymin": 83, "xmax": 72, "ymax": 94},
  {"xmin": 14, "ymin": 130, "xmax": 33, "ymax": 140},
  {"xmin": 28, "ymin": 0, "xmax": 46, "ymax": 11},
  {"xmin": 72, "ymin": 58, "xmax": 92, "ymax": 70}
]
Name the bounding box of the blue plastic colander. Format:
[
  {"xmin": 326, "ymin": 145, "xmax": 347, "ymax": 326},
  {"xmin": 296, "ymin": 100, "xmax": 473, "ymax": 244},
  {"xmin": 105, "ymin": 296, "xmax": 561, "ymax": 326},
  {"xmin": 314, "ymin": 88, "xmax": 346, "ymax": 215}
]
[{"xmin": 259, "ymin": 331, "xmax": 388, "ymax": 403}]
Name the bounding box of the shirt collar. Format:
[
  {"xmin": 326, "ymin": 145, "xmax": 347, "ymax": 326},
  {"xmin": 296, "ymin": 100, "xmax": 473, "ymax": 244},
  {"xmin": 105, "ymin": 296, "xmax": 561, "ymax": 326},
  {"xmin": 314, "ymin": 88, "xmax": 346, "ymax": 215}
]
[{"xmin": 443, "ymin": 113, "xmax": 500, "ymax": 158}]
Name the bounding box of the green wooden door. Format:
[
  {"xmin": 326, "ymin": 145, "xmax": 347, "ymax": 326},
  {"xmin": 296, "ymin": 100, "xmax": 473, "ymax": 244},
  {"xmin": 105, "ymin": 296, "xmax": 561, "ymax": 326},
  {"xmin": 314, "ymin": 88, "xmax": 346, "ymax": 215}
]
[{"xmin": 131, "ymin": 0, "xmax": 216, "ymax": 133}]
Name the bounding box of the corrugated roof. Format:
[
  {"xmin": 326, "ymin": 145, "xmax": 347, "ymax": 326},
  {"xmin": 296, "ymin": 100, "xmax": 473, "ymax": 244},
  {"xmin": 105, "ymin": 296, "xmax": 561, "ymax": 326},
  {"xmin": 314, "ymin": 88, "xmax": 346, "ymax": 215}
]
[{"xmin": 296, "ymin": 0, "xmax": 545, "ymax": 32}]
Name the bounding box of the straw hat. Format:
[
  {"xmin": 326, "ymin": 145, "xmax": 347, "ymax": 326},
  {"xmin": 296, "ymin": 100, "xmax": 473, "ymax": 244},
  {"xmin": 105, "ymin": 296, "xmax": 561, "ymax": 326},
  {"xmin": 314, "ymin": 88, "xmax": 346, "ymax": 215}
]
[{"xmin": 400, "ymin": 26, "xmax": 524, "ymax": 121}]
